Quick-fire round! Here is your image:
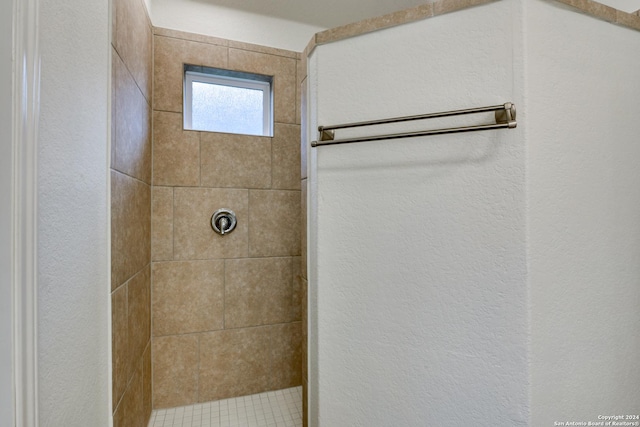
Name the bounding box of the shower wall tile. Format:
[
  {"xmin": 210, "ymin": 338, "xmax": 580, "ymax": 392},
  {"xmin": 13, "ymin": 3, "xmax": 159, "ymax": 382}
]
[
  {"xmin": 224, "ymin": 257, "xmax": 293, "ymax": 328},
  {"xmin": 301, "ymin": 180, "xmax": 307, "ymax": 279},
  {"xmin": 112, "ymin": 284, "xmax": 128, "ymax": 408},
  {"xmin": 151, "ymin": 29, "xmax": 303, "ymax": 410},
  {"xmin": 154, "ymin": 35, "xmax": 228, "ymax": 113},
  {"xmin": 143, "ymin": 344, "xmax": 152, "ymax": 423},
  {"xmin": 153, "ymin": 335, "xmax": 199, "ymax": 408},
  {"xmin": 152, "ymin": 111, "xmax": 201, "ymax": 187},
  {"xmin": 292, "ymin": 257, "xmax": 302, "ymax": 322},
  {"xmin": 300, "ymin": 78, "xmax": 308, "ymax": 180},
  {"xmin": 198, "ymin": 327, "xmax": 271, "ymax": 402},
  {"xmin": 113, "ymin": 50, "xmax": 151, "ymax": 184},
  {"xmin": 152, "ymin": 186, "xmax": 174, "ymax": 261},
  {"xmin": 111, "ymin": 170, "xmax": 151, "ymax": 291},
  {"xmin": 173, "ymin": 187, "xmax": 249, "ymax": 260},
  {"xmin": 127, "ymin": 266, "xmax": 151, "ymax": 374},
  {"xmin": 200, "ymin": 132, "xmax": 272, "ymax": 189},
  {"xmin": 269, "ymin": 322, "xmax": 302, "ymax": 390},
  {"xmin": 152, "ymin": 260, "xmax": 224, "ymax": 336},
  {"xmin": 301, "ymin": 278, "xmax": 308, "ymax": 382},
  {"xmin": 115, "ymin": 0, "xmax": 152, "ymax": 102},
  {"xmin": 228, "ymin": 48, "xmax": 297, "ymax": 125},
  {"xmin": 249, "ymin": 190, "xmax": 301, "ymax": 257},
  {"xmin": 114, "ymin": 358, "xmax": 144, "ymax": 427},
  {"xmin": 272, "ymin": 123, "xmax": 302, "ymax": 190}
]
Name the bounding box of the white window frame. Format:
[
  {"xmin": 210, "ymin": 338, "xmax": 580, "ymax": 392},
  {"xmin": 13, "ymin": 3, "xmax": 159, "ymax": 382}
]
[{"xmin": 184, "ymin": 68, "xmax": 273, "ymax": 137}]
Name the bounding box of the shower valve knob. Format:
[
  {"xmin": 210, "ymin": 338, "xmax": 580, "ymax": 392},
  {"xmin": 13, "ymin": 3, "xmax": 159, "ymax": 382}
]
[{"xmin": 211, "ymin": 208, "xmax": 237, "ymax": 236}]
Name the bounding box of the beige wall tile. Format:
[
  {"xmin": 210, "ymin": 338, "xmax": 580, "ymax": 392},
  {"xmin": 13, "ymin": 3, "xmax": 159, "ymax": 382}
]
[
  {"xmin": 113, "ymin": 50, "xmax": 151, "ymax": 184},
  {"xmin": 228, "ymin": 49, "xmax": 297, "ymax": 125},
  {"xmin": 225, "ymin": 258, "xmax": 293, "ymax": 328},
  {"xmin": 551, "ymin": 0, "xmax": 616, "ymax": 23},
  {"xmin": 301, "ymin": 277, "xmax": 308, "ymax": 383},
  {"xmin": 301, "ymin": 180, "xmax": 307, "ymax": 279},
  {"xmin": 292, "ymin": 257, "xmax": 302, "ymax": 322},
  {"xmin": 249, "ymin": 190, "xmax": 300, "ymax": 257},
  {"xmin": 111, "ymin": 171, "xmax": 151, "ymax": 290},
  {"xmin": 111, "ymin": 49, "xmax": 117, "ymax": 167},
  {"xmin": 272, "ymin": 124, "xmax": 301, "ymax": 190},
  {"xmin": 200, "ymin": 132, "xmax": 272, "ymax": 189},
  {"xmin": 153, "ymin": 111, "xmax": 200, "ymax": 186},
  {"xmin": 154, "ymin": 35, "xmax": 228, "ymax": 112},
  {"xmin": 114, "ymin": 359, "xmax": 144, "ymax": 427},
  {"xmin": 112, "ymin": 284, "xmax": 128, "ymax": 408},
  {"xmin": 173, "ymin": 188, "xmax": 249, "ymax": 260},
  {"xmin": 142, "ymin": 344, "xmax": 152, "ymax": 423},
  {"xmin": 296, "ymin": 60, "xmax": 302, "ymax": 126},
  {"xmin": 153, "ymin": 335, "xmax": 199, "ymax": 408},
  {"xmin": 152, "ymin": 260, "xmax": 224, "ymax": 336},
  {"xmin": 303, "ymin": 378, "xmax": 308, "ymax": 427},
  {"xmin": 227, "ymin": 40, "xmax": 298, "ymax": 59},
  {"xmin": 152, "ymin": 186, "xmax": 174, "ymax": 261},
  {"xmin": 269, "ymin": 322, "xmax": 302, "ymax": 390},
  {"xmin": 300, "ymin": 78, "xmax": 308, "ymax": 180},
  {"xmin": 115, "ymin": 0, "xmax": 152, "ymax": 101},
  {"xmin": 199, "ymin": 328, "xmax": 270, "ymax": 401},
  {"xmin": 128, "ymin": 266, "xmax": 151, "ymax": 377},
  {"xmin": 616, "ymin": 10, "xmax": 640, "ymax": 30},
  {"xmin": 153, "ymin": 27, "xmax": 230, "ymax": 47}
]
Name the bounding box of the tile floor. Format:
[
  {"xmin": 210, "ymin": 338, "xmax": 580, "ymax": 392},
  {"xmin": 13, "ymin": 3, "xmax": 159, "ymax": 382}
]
[{"xmin": 147, "ymin": 386, "xmax": 302, "ymax": 427}]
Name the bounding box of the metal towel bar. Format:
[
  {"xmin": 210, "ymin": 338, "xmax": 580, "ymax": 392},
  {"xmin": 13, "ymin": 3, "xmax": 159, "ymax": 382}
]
[{"xmin": 311, "ymin": 102, "xmax": 517, "ymax": 147}]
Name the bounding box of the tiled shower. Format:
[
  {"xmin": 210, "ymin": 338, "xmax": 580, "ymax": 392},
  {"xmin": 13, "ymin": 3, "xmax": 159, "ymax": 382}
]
[{"xmin": 110, "ymin": 0, "xmax": 305, "ymax": 425}]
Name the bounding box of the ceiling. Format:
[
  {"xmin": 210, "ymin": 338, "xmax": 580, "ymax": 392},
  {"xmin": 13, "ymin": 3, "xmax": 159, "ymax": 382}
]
[{"xmin": 191, "ymin": 0, "xmax": 434, "ymax": 29}]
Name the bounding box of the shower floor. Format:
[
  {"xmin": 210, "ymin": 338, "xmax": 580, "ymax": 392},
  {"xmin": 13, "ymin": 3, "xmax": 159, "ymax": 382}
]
[{"xmin": 147, "ymin": 386, "xmax": 302, "ymax": 427}]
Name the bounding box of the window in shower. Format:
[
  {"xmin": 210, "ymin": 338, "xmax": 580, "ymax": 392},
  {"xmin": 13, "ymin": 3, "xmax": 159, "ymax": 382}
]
[{"xmin": 184, "ymin": 65, "xmax": 273, "ymax": 137}]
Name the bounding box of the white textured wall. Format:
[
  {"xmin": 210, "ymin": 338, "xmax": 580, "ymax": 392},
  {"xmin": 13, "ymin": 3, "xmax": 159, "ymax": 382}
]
[
  {"xmin": 527, "ymin": 1, "xmax": 640, "ymax": 424},
  {"xmin": 150, "ymin": 0, "xmax": 324, "ymax": 51},
  {"xmin": 37, "ymin": 0, "xmax": 110, "ymax": 424},
  {"xmin": 308, "ymin": 2, "xmax": 529, "ymax": 425},
  {"xmin": 0, "ymin": 0, "xmax": 14, "ymax": 424}
]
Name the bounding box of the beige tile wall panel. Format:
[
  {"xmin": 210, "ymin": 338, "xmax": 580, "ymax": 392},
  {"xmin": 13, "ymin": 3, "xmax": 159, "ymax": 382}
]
[
  {"xmin": 224, "ymin": 257, "xmax": 293, "ymax": 328},
  {"xmin": 114, "ymin": 360, "xmax": 144, "ymax": 427},
  {"xmin": 249, "ymin": 190, "xmax": 301, "ymax": 257},
  {"xmin": 292, "ymin": 256, "xmax": 303, "ymax": 322},
  {"xmin": 111, "ymin": 49, "xmax": 117, "ymax": 166},
  {"xmin": 111, "ymin": 171, "xmax": 151, "ymax": 290},
  {"xmin": 111, "ymin": 284, "xmax": 128, "ymax": 408},
  {"xmin": 295, "ymin": 59, "xmax": 302, "ymax": 126},
  {"xmin": 173, "ymin": 187, "xmax": 249, "ymax": 260},
  {"xmin": 228, "ymin": 48, "xmax": 297, "ymax": 125},
  {"xmin": 113, "ymin": 50, "xmax": 151, "ymax": 183},
  {"xmin": 198, "ymin": 327, "xmax": 271, "ymax": 402},
  {"xmin": 151, "ymin": 186, "xmax": 174, "ymax": 261},
  {"xmin": 152, "ymin": 111, "xmax": 201, "ymax": 187},
  {"xmin": 152, "ymin": 335, "xmax": 199, "ymax": 408},
  {"xmin": 154, "ymin": 36, "xmax": 228, "ymax": 113},
  {"xmin": 301, "ymin": 180, "xmax": 307, "ymax": 279},
  {"xmin": 200, "ymin": 132, "xmax": 272, "ymax": 189},
  {"xmin": 127, "ymin": 266, "xmax": 151, "ymax": 370},
  {"xmin": 152, "ymin": 260, "xmax": 224, "ymax": 336},
  {"xmin": 142, "ymin": 344, "xmax": 152, "ymax": 423},
  {"xmin": 269, "ymin": 322, "xmax": 303, "ymax": 390},
  {"xmin": 115, "ymin": 0, "xmax": 152, "ymax": 102},
  {"xmin": 272, "ymin": 124, "xmax": 301, "ymax": 191}
]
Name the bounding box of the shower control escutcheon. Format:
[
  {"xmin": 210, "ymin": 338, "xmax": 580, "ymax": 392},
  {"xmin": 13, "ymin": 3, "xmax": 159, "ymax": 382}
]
[{"xmin": 211, "ymin": 208, "xmax": 237, "ymax": 236}]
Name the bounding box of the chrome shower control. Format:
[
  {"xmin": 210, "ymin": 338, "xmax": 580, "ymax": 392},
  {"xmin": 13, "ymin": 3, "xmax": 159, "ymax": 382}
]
[{"xmin": 211, "ymin": 209, "xmax": 237, "ymax": 236}]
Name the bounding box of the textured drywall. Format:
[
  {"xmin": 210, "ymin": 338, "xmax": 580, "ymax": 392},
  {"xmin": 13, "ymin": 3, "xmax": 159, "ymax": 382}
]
[
  {"xmin": 527, "ymin": 1, "xmax": 640, "ymax": 424},
  {"xmin": 37, "ymin": 0, "xmax": 110, "ymax": 424},
  {"xmin": 596, "ymin": 0, "xmax": 640, "ymax": 12},
  {"xmin": 308, "ymin": 1, "xmax": 529, "ymax": 425},
  {"xmin": 150, "ymin": 0, "xmax": 324, "ymax": 51},
  {"xmin": 0, "ymin": 0, "xmax": 14, "ymax": 423}
]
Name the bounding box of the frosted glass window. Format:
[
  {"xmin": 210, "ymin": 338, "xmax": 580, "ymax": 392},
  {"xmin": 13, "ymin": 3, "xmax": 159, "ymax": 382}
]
[{"xmin": 184, "ymin": 67, "xmax": 272, "ymax": 136}]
